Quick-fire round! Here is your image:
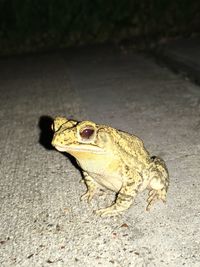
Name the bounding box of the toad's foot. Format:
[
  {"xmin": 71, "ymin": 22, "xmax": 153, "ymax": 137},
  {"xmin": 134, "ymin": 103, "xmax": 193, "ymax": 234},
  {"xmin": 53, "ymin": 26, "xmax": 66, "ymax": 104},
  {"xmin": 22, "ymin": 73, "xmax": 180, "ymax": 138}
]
[
  {"xmin": 146, "ymin": 188, "xmax": 167, "ymax": 211},
  {"xmin": 94, "ymin": 204, "xmax": 127, "ymax": 217},
  {"xmin": 81, "ymin": 189, "xmax": 97, "ymax": 203}
]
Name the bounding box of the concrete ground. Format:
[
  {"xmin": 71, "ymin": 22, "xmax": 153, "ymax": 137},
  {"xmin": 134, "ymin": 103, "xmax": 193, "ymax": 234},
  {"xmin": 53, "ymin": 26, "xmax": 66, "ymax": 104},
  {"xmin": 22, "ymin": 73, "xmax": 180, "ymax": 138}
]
[{"xmin": 0, "ymin": 44, "xmax": 200, "ymax": 267}]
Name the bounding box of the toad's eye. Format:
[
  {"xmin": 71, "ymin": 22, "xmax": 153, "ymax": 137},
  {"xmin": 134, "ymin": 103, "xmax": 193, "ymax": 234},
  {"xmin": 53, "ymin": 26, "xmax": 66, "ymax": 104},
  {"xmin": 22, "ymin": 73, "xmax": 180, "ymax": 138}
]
[{"xmin": 80, "ymin": 127, "xmax": 94, "ymax": 139}]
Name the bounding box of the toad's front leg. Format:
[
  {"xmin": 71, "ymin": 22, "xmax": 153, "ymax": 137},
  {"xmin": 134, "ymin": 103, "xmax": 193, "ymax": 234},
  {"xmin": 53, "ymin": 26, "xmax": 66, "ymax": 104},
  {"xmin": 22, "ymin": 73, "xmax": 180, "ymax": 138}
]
[
  {"xmin": 81, "ymin": 171, "xmax": 98, "ymax": 203},
  {"xmin": 95, "ymin": 173, "xmax": 142, "ymax": 217}
]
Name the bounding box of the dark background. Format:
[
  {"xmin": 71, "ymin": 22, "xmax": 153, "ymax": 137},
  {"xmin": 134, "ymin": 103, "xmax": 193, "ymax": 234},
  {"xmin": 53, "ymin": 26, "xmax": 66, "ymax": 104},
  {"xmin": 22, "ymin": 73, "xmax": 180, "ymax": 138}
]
[{"xmin": 0, "ymin": 0, "xmax": 200, "ymax": 56}]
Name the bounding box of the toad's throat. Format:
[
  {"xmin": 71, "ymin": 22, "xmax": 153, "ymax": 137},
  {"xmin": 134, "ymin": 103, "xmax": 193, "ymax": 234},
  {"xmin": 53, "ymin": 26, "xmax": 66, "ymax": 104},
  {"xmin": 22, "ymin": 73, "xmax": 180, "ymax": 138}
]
[{"xmin": 54, "ymin": 144, "xmax": 105, "ymax": 154}]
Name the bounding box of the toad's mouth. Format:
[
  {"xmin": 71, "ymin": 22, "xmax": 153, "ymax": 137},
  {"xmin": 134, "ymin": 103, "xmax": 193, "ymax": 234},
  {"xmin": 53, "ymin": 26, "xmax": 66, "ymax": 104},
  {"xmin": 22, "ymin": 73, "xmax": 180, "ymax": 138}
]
[{"xmin": 54, "ymin": 144, "xmax": 105, "ymax": 154}]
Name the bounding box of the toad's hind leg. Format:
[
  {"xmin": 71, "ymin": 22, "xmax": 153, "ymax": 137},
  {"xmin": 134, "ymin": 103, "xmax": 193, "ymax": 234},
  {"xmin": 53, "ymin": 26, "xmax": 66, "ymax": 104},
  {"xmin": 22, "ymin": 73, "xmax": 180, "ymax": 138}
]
[{"xmin": 146, "ymin": 156, "xmax": 169, "ymax": 211}]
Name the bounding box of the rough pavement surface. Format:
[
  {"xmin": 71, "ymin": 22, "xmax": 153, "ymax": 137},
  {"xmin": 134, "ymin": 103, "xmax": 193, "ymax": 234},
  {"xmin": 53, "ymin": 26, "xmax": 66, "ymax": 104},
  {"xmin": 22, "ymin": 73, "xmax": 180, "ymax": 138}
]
[{"xmin": 0, "ymin": 45, "xmax": 200, "ymax": 267}]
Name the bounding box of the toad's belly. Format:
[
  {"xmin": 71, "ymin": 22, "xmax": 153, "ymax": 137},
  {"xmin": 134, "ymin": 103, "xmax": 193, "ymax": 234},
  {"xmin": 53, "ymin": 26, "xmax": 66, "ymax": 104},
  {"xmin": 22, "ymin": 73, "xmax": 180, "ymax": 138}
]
[
  {"xmin": 76, "ymin": 156, "xmax": 122, "ymax": 192},
  {"xmin": 90, "ymin": 172, "xmax": 122, "ymax": 192}
]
